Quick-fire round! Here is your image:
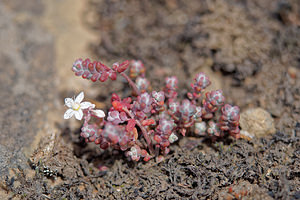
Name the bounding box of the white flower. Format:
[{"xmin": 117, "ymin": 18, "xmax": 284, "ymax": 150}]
[
  {"xmin": 195, "ymin": 122, "xmax": 207, "ymax": 136},
  {"xmin": 168, "ymin": 133, "xmax": 178, "ymax": 143},
  {"xmin": 91, "ymin": 109, "xmax": 106, "ymax": 118},
  {"xmin": 64, "ymin": 92, "xmax": 95, "ymax": 120},
  {"xmin": 128, "ymin": 147, "xmax": 138, "ymax": 157}
]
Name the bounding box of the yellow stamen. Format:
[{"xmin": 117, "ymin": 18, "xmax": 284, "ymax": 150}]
[{"xmin": 72, "ymin": 103, "xmax": 81, "ymax": 111}]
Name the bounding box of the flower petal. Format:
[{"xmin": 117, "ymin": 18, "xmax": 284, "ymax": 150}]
[
  {"xmin": 80, "ymin": 101, "xmax": 95, "ymax": 109},
  {"xmin": 75, "ymin": 91, "xmax": 84, "ymax": 103},
  {"xmin": 64, "ymin": 109, "xmax": 74, "ymax": 119},
  {"xmin": 74, "ymin": 109, "xmax": 83, "ymax": 120},
  {"xmin": 64, "ymin": 98, "xmax": 74, "ymax": 108},
  {"xmin": 92, "ymin": 109, "xmax": 106, "ymax": 118}
]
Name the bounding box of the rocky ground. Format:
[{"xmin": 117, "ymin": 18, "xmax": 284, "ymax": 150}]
[{"xmin": 0, "ymin": 0, "xmax": 299, "ymax": 199}]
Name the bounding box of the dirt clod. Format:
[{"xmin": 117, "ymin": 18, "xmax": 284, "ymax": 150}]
[{"xmin": 240, "ymin": 108, "xmax": 276, "ymax": 138}]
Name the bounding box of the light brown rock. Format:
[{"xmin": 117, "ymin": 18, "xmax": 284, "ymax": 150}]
[{"xmin": 240, "ymin": 108, "xmax": 276, "ymax": 138}]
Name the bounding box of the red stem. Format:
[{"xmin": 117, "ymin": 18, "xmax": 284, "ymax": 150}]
[
  {"xmin": 122, "ymin": 107, "xmax": 154, "ymax": 154},
  {"xmin": 120, "ymin": 72, "xmax": 141, "ymax": 96}
]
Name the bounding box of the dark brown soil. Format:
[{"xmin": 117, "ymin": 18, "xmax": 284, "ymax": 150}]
[{"xmin": 2, "ymin": 0, "xmax": 300, "ymax": 199}]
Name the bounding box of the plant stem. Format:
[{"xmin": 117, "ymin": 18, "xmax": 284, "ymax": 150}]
[
  {"xmin": 120, "ymin": 72, "xmax": 141, "ymax": 96},
  {"xmin": 122, "ymin": 107, "xmax": 154, "ymax": 154}
]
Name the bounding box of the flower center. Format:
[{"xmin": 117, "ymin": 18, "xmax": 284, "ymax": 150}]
[{"xmin": 72, "ymin": 103, "xmax": 81, "ymax": 111}]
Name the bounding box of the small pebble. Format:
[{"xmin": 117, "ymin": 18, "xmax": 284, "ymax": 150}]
[
  {"xmin": 240, "ymin": 130, "xmax": 254, "ymax": 140},
  {"xmin": 287, "ymin": 67, "xmax": 297, "ymax": 79},
  {"xmin": 240, "ymin": 108, "xmax": 276, "ymax": 138}
]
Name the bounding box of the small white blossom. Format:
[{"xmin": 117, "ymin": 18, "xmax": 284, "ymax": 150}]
[
  {"xmin": 64, "ymin": 92, "xmax": 95, "ymax": 120},
  {"xmin": 91, "ymin": 109, "xmax": 106, "ymax": 118},
  {"xmin": 195, "ymin": 122, "xmax": 207, "ymax": 136},
  {"xmin": 168, "ymin": 133, "xmax": 178, "ymax": 143},
  {"xmin": 128, "ymin": 146, "xmax": 140, "ymax": 161},
  {"xmin": 128, "ymin": 147, "xmax": 138, "ymax": 157}
]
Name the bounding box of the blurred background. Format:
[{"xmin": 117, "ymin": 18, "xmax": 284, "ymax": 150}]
[{"xmin": 0, "ymin": 0, "xmax": 299, "ymax": 199}]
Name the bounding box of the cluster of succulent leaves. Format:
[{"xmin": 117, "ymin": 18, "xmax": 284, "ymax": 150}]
[{"xmin": 71, "ymin": 59, "xmax": 240, "ymax": 161}]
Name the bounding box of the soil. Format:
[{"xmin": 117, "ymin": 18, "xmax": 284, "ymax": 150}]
[{"xmin": 1, "ymin": 0, "xmax": 299, "ymax": 199}]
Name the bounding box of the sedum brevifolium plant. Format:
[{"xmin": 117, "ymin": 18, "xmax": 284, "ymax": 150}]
[{"xmin": 64, "ymin": 59, "xmax": 240, "ymax": 162}]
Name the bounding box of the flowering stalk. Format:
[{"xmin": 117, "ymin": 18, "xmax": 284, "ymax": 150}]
[
  {"xmin": 65, "ymin": 59, "xmax": 241, "ymax": 162},
  {"xmin": 72, "ymin": 58, "xmax": 140, "ymax": 95},
  {"xmin": 120, "ymin": 72, "xmax": 141, "ymax": 96},
  {"xmin": 64, "ymin": 92, "xmax": 105, "ymax": 120}
]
